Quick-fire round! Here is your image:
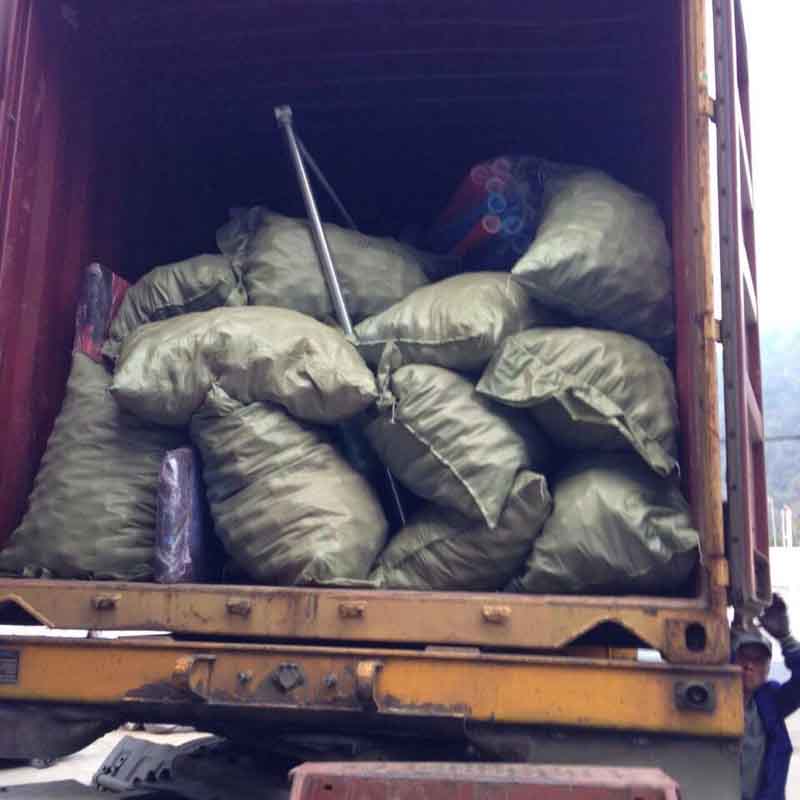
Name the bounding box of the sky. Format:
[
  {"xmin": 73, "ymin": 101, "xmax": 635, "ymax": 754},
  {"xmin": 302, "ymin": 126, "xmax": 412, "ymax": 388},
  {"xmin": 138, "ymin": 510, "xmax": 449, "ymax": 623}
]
[
  {"xmin": 742, "ymin": 1, "xmax": 800, "ymax": 330},
  {"xmin": 742, "ymin": 3, "xmax": 800, "ymax": 648}
]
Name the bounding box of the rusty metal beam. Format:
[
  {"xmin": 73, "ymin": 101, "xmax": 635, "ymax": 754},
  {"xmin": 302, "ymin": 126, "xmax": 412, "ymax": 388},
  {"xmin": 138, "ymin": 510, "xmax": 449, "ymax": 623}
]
[
  {"xmin": 0, "ymin": 579, "xmax": 731, "ymax": 664},
  {"xmin": 0, "ymin": 636, "xmax": 742, "ymax": 738},
  {"xmin": 289, "ymin": 763, "xmax": 682, "ymax": 800}
]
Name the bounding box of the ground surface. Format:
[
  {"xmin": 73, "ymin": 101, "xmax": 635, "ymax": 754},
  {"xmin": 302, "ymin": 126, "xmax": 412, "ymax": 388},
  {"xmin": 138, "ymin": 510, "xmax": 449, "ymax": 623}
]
[
  {"xmin": 3, "ymin": 724, "xmax": 800, "ymax": 797},
  {"xmin": 0, "ymin": 729, "xmax": 207, "ymax": 788}
]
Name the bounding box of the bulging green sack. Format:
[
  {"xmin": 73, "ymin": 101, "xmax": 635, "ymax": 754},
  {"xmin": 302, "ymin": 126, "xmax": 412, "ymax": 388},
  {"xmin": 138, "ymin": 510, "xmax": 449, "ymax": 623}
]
[
  {"xmin": 506, "ymin": 453, "xmax": 700, "ymax": 596},
  {"xmin": 190, "ymin": 385, "xmax": 388, "ymax": 585},
  {"xmin": 477, "ymin": 327, "xmax": 678, "ymax": 476},
  {"xmin": 511, "ymin": 170, "xmax": 674, "ymax": 345},
  {"xmin": 0, "ymin": 353, "xmax": 184, "ymax": 580},
  {"xmin": 370, "ymin": 470, "xmax": 552, "ymax": 591},
  {"xmin": 102, "ymin": 254, "xmax": 245, "ymax": 361},
  {"xmin": 365, "ymin": 350, "xmax": 550, "ymax": 528},
  {"xmin": 111, "ymin": 306, "xmax": 378, "ymax": 426},
  {"xmin": 355, "ymin": 272, "xmax": 558, "ymax": 371},
  {"xmin": 217, "ymin": 208, "xmax": 440, "ymax": 321}
]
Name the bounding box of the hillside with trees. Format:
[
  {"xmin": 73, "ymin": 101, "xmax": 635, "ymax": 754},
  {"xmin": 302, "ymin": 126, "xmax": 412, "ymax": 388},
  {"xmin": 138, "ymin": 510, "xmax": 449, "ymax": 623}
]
[{"xmin": 760, "ymin": 326, "xmax": 800, "ymax": 537}]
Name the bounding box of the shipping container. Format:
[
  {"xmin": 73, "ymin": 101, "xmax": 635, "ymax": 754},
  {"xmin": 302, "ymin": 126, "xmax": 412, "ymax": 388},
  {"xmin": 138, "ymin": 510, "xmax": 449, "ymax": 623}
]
[{"xmin": 0, "ymin": 1, "xmax": 767, "ymax": 797}]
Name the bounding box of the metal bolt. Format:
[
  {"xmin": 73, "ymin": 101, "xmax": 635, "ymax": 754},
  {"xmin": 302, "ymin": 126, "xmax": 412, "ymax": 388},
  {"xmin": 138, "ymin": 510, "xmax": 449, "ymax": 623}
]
[
  {"xmin": 237, "ymin": 670, "xmax": 253, "ymax": 685},
  {"xmin": 226, "ymin": 598, "xmax": 252, "ymax": 617},
  {"xmin": 323, "ymin": 673, "xmax": 338, "ymax": 689},
  {"xmin": 272, "ymin": 663, "xmax": 305, "ymax": 693},
  {"xmin": 338, "ymin": 602, "xmax": 366, "ymax": 619},
  {"xmin": 92, "ymin": 594, "xmax": 120, "ymax": 611}
]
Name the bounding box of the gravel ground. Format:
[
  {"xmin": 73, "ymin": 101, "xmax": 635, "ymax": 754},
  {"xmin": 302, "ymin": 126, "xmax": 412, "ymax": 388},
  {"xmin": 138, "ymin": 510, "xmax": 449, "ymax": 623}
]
[
  {"xmin": 2, "ymin": 713, "xmax": 800, "ymax": 796},
  {"xmin": 0, "ymin": 729, "xmax": 207, "ymax": 788}
]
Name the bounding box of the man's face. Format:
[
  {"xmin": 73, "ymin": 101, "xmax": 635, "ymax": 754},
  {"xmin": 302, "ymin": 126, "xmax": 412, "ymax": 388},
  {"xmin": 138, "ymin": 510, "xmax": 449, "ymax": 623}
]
[{"xmin": 736, "ymin": 644, "xmax": 771, "ymax": 694}]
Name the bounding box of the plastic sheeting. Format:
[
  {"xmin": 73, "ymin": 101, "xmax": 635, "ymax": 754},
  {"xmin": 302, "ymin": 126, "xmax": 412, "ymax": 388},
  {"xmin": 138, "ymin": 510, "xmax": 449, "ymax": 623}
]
[
  {"xmin": 154, "ymin": 447, "xmax": 211, "ymax": 583},
  {"xmin": 73, "ymin": 263, "xmax": 129, "ymax": 363}
]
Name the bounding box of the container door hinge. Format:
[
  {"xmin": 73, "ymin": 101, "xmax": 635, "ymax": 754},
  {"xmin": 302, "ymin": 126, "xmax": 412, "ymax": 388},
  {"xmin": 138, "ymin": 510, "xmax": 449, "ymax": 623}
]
[
  {"xmin": 708, "ymin": 556, "xmax": 730, "ymax": 589},
  {"xmin": 355, "ymin": 660, "xmax": 383, "ymax": 710},
  {"xmin": 171, "ymin": 655, "xmax": 216, "ymax": 700},
  {"xmin": 701, "ymin": 93, "xmax": 716, "ymax": 121}
]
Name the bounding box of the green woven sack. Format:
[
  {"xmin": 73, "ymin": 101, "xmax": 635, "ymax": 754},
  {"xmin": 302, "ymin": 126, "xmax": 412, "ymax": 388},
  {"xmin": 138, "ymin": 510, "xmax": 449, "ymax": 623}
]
[
  {"xmin": 355, "ymin": 272, "xmax": 558, "ymax": 371},
  {"xmin": 111, "ymin": 307, "xmax": 378, "ymax": 426},
  {"xmin": 217, "ymin": 208, "xmax": 437, "ymax": 321},
  {"xmin": 365, "ymin": 348, "xmax": 550, "ymax": 528},
  {"xmin": 102, "ymin": 254, "xmax": 245, "ymax": 360},
  {"xmin": 511, "ymin": 170, "xmax": 674, "ymax": 346},
  {"xmin": 477, "ymin": 327, "xmax": 678, "ymax": 476},
  {"xmin": 507, "ymin": 454, "xmax": 699, "ymax": 595},
  {"xmin": 190, "ymin": 385, "xmax": 387, "ymax": 585},
  {"xmin": 0, "ymin": 353, "xmax": 184, "ymax": 580},
  {"xmin": 370, "ymin": 471, "xmax": 551, "ymax": 591}
]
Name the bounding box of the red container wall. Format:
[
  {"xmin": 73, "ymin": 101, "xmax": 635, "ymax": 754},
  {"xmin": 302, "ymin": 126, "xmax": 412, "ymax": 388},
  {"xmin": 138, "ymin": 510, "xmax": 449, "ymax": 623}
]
[{"xmin": 0, "ymin": 0, "xmax": 98, "ymax": 542}]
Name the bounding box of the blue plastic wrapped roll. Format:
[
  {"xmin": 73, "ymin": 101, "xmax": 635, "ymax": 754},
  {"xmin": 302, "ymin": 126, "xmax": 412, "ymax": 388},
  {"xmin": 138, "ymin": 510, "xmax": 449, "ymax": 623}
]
[{"xmin": 154, "ymin": 447, "xmax": 209, "ymax": 583}]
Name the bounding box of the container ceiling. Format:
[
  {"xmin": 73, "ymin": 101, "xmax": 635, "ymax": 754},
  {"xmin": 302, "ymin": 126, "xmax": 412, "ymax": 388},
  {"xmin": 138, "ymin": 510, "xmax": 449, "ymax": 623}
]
[{"xmin": 76, "ymin": 0, "xmax": 678, "ymax": 273}]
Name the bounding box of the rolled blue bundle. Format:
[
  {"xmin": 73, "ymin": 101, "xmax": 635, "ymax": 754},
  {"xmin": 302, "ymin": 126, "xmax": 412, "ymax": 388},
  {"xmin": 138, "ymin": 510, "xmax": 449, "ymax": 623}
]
[
  {"xmin": 154, "ymin": 447, "xmax": 210, "ymax": 583},
  {"xmin": 428, "ymin": 155, "xmax": 554, "ymax": 268}
]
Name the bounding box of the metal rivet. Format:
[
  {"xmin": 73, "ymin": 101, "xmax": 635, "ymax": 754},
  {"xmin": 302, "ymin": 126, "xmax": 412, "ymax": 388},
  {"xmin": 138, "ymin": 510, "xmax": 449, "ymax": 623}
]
[
  {"xmin": 338, "ymin": 602, "xmax": 365, "ymax": 619},
  {"xmin": 482, "ymin": 605, "xmax": 511, "ymax": 625},
  {"xmin": 323, "ymin": 673, "xmax": 338, "ymax": 689},
  {"xmin": 226, "ymin": 598, "xmax": 252, "ymax": 617},
  {"xmin": 91, "ymin": 594, "xmax": 120, "ymax": 611},
  {"xmin": 271, "ymin": 663, "xmax": 304, "ymax": 693}
]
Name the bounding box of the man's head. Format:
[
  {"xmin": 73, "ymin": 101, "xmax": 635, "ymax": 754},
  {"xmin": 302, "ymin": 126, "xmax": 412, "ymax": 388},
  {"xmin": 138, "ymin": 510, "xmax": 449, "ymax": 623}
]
[{"xmin": 733, "ymin": 629, "xmax": 772, "ymax": 695}]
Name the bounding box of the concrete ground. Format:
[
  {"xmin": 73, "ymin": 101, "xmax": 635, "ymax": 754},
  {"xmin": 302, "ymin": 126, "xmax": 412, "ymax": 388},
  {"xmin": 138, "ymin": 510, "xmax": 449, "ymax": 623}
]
[
  {"xmin": 3, "ymin": 724, "xmax": 800, "ymax": 797},
  {"xmin": 0, "ymin": 728, "xmax": 208, "ymax": 788}
]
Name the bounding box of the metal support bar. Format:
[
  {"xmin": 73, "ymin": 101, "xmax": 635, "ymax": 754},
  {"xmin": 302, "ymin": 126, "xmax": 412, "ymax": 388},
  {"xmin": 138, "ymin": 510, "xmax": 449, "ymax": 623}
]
[
  {"xmin": 275, "ymin": 104, "xmax": 405, "ymax": 524},
  {"xmin": 0, "ymin": 579, "xmax": 732, "ymax": 664},
  {"xmin": 712, "ymin": 0, "xmax": 769, "ymax": 615},
  {"xmin": 296, "ymin": 136, "xmax": 358, "ymax": 230},
  {"xmin": 275, "ymin": 105, "xmax": 354, "ymax": 337},
  {"xmin": 0, "ymin": 635, "xmax": 743, "ymax": 738}
]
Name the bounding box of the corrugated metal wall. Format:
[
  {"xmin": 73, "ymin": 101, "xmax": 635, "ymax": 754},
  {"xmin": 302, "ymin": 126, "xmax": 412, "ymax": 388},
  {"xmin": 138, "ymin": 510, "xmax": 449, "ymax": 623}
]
[{"xmin": 0, "ymin": 1, "xmax": 95, "ymax": 543}]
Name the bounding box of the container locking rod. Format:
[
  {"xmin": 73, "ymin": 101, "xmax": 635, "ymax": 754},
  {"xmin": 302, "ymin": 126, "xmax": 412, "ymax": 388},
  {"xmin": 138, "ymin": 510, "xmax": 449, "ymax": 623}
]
[
  {"xmin": 275, "ymin": 105, "xmax": 354, "ymax": 337},
  {"xmin": 275, "ymin": 105, "xmax": 406, "ymax": 526}
]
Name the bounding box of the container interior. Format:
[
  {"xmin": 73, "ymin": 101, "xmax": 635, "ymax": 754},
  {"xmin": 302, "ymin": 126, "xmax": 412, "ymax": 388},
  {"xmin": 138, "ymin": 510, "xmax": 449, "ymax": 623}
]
[
  {"xmin": 88, "ymin": 0, "xmax": 679, "ymax": 276},
  {"xmin": 0, "ymin": 1, "xmax": 693, "ymax": 589}
]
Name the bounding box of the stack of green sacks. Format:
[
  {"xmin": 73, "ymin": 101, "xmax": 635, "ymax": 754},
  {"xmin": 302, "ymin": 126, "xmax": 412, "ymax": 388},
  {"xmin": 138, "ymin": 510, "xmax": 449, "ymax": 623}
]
[
  {"xmin": 355, "ymin": 162, "xmax": 699, "ymax": 596},
  {"xmin": 1, "ymin": 161, "xmax": 701, "ymax": 596},
  {"xmin": 110, "ymin": 306, "xmax": 388, "ymax": 585}
]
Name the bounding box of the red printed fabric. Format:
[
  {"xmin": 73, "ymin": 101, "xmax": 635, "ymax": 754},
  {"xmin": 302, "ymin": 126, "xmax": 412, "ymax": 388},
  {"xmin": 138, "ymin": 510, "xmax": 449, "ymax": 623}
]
[{"xmin": 72, "ymin": 263, "xmax": 129, "ymax": 361}]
